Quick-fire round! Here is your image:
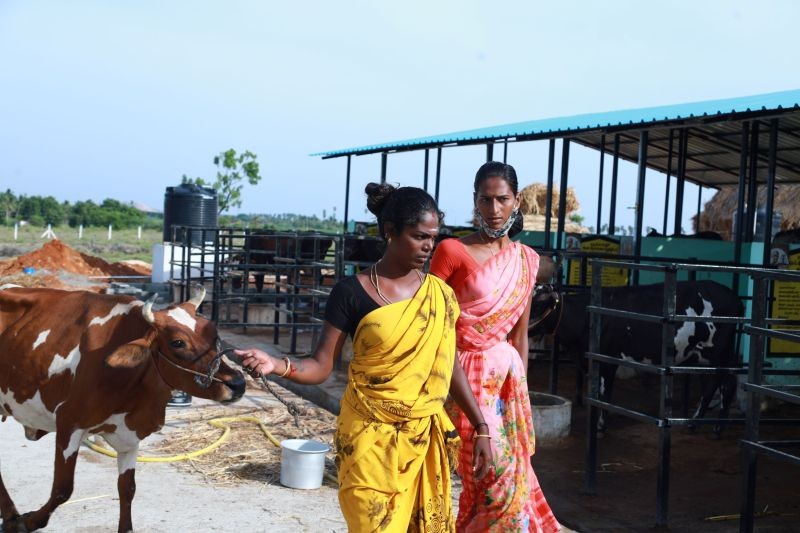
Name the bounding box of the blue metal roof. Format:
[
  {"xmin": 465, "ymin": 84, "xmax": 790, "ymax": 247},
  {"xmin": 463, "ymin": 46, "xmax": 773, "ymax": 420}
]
[{"xmin": 312, "ymin": 88, "xmax": 800, "ymax": 158}]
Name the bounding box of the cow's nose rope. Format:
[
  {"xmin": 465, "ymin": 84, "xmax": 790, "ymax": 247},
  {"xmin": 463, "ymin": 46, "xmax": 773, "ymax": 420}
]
[{"xmin": 155, "ymin": 348, "xmax": 229, "ymax": 387}]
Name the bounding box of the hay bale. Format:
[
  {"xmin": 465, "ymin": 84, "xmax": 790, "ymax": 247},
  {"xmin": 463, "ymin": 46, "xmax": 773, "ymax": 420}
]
[
  {"xmin": 522, "ymin": 214, "xmax": 589, "ymax": 234},
  {"xmin": 518, "ymin": 183, "xmax": 581, "ymax": 217}
]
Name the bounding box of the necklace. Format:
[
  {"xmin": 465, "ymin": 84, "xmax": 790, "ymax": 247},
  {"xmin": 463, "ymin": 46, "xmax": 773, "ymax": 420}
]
[
  {"xmin": 370, "ymin": 261, "xmax": 425, "ymax": 306},
  {"xmin": 479, "ymin": 230, "xmax": 498, "ymax": 257}
]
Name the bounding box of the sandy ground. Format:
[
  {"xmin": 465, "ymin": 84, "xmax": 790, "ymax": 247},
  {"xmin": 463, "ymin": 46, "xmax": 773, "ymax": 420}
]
[{"xmin": 0, "ymin": 390, "xmax": 346, "ymax": 533}]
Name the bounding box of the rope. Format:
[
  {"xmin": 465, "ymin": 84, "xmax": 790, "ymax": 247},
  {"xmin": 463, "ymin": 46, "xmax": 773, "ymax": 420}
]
[{"xmin": 259, "ymin": 376, "xmax": 303, "ymax": 428}]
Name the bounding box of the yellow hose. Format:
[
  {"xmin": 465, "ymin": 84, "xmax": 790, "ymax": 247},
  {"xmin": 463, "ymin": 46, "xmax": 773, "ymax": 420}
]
[
  {"xmin": 84, "ymin": 415, "xmax": 338, "ymax": 485},
  {"xmin": 83, "ymin": 415, "xmax": 280, "ymax": 462}
]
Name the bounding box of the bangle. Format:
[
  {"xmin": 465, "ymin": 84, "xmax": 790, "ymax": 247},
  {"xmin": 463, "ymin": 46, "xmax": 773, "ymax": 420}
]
[
  {"xmin": 279, "ymin": 357, "xmax": 292, "ymax": 378},
  {"xmin": 474, "ymin": 434, "xmax": 492, "ymax": 439},
  {"xmin": 471, "ymin": 423, "xmax": 490, "ymax": 441}
]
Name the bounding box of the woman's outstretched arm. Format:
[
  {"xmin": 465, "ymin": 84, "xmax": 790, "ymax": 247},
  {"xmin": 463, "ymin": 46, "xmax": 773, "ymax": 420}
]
[{"xmin": 234, "ymin": 321, "xmax": 347, "ymax": 385}]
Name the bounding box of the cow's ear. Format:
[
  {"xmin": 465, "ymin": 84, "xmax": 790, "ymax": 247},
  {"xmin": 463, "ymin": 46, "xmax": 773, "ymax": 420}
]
[{"xmin": 105, "ymin": 338, "xmax": 152, "ymax": 369}]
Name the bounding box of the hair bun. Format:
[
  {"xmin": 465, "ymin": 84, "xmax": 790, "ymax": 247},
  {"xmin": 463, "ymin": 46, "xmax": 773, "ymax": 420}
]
[{"xmin": 365, "ymin": 182, "xmax": 397, "ymax": 216}]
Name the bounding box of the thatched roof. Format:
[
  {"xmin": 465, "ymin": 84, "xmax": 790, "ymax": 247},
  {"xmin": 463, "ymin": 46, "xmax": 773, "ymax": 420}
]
[{"xmin": 695, "ymin": 184, "xmax": 800, "ymax": 239}]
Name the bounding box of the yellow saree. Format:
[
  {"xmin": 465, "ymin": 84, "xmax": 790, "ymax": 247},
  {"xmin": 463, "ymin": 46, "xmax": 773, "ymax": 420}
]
[{"xmin": 336, "ymin": 274, "xmax": 460, "ymax": 532}]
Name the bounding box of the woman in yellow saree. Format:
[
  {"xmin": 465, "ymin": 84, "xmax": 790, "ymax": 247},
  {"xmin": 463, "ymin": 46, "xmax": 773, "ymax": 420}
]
[{"xmin": 236, "ymin": 183, "xmax": 492, "ymax": 532}]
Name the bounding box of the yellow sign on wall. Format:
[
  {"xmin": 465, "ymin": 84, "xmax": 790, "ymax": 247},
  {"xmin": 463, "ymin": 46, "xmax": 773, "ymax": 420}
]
[
  {"xmin": 567, "ymin": 235, "xmax": 629, "ymax": 287},
  {"xmin": 770, "ymin": 248, "xmax": 800, "ymax": 355}
]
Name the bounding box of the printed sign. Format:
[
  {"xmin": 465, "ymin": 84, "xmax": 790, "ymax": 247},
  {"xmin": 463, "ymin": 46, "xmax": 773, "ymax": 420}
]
[
  {"xmin": 770, "ymin": 247, "xmax": 800, "ymax": 356},
  {"xmin": 567, "ymin": 235, "xmax": 629, "ymax": 287}
]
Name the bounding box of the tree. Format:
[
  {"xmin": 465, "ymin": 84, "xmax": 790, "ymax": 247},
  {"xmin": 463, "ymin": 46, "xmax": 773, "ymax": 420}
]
[
  {"xmin": 186, "ymin": 149, "xmax": 262, "ymax": 215},
  {"xmin": 0, "ymin": 189, "xmax": 19, "ymax": 225}
]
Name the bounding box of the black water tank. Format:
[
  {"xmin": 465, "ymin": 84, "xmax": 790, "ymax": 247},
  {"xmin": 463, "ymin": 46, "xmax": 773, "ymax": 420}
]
[{"xmin": 163, "ymin": 184, "xmax": 218, "ymax": 245}]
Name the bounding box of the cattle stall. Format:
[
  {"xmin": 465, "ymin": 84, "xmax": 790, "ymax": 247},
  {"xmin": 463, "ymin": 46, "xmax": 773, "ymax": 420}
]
[
  {"xmin": 164, "ymin": 226, "xmax": 393, "ymax": 357},
  {"xmin": 317, "ymin": 90, "xmax": 800, "ymax": 395},
  {"xmin": 574, "ymin": 258, "xmax": 800, "ymax": 529},
  {"xmin": 165, "ymin": 226, "xmax": 337, "ymax": 354},
  {"xmin": 740, "ymin": 266, "xmax": 800, "ymax": 533}
]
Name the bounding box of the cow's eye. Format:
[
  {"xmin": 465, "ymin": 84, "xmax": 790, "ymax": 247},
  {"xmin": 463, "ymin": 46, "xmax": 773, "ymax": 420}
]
[{"xmin": 170, "ymin": 339, "xmax": 186, "ymax": 349}]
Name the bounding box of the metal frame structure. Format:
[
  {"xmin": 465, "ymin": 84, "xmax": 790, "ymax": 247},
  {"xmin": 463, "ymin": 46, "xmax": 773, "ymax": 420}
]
[
  {"xmin": 739, "ymin": 268, "xmax": 800, "ymax": 532},
  {"xmin": 582, "ymin": 258, "xmax": 800, "ymax": 528},
  {"xmin": 313, "ymin": 90, "xmax": 800, "ymax": 529},
  {"xmin": 167, "ymin": 226, "xmax": 337, "ymax": 354}
]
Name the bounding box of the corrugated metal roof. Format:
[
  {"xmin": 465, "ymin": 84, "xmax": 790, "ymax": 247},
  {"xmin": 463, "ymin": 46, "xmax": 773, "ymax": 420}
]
[{"xmin": 312, "ymin": 88, "xmax": 800, "ymax": 159}]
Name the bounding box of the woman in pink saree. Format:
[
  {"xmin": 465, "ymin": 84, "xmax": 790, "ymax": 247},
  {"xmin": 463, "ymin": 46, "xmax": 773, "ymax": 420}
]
[{"xmin": 430, "ymin": 162, "xmax": 560, "ymax": 532}]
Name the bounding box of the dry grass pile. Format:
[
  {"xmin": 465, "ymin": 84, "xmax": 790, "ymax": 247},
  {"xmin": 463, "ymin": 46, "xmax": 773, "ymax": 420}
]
[
  {"xmin": 144, "ymin": 394, "xmax": 338, "ymax": 487},
  {"xmin": 518, "ymin": 183, "xmax": 581, "ymax": 217},
  {"xmin": 0, "ymin": 271, "xmax": 67, "ymax": 289},
  {"xmin": 696, "ymin": 184, "xmax": 800, "ymax": 238},
  {"xmin": 522, "ymin": 214, "xmax": 589, "ymax": 234}
]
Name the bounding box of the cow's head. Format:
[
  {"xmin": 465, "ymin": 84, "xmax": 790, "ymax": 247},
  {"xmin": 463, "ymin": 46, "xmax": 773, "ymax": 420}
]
[
  {"xmin": 106, "ymin": 287, "xmax": 245, "ymax": 404},
  {"xmin": 529, "ymin": 284, "xmax": 563, "ymax": 337}
]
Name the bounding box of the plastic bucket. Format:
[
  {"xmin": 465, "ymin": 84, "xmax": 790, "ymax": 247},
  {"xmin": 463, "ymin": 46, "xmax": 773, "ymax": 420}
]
[{"xmin": 280, "ymin": 439, "xmax": 330, "ymax": 489}]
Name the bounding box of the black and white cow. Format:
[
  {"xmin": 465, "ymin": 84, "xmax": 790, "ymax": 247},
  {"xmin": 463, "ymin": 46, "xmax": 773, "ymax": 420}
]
[{"xmin": 530, "ymin": 280, "xmax": 743, "ymax": 433}]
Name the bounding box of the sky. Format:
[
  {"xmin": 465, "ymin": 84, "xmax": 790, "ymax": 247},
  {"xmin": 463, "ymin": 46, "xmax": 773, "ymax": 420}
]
[{"xmin": 2, "ymin": 0, "xmax": 800, "ymax": 233}]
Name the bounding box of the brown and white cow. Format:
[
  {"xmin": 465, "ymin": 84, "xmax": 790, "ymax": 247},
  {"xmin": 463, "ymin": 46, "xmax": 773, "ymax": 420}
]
[{"xmin": 0, "ymin": 285, "xmax": 245, "ymax": 532}]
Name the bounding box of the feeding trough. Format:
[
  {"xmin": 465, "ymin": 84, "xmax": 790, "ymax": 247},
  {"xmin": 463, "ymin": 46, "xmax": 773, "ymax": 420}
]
[{"xmin": 529, "ymin": 392, "xmax": 572, "ymax": 447}]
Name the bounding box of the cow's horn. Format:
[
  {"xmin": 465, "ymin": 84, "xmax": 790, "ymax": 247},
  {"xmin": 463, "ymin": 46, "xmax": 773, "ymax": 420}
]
[
  {"xmin": 142, "ymin": 294, "xmax": 157, "ymax": 324},
  {"xmin": 187, "ymin": 285, "xmax": 206, "ymax": 310}
]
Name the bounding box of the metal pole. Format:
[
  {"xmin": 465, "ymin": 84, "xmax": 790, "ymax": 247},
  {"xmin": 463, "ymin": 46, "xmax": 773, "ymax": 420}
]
[
  {"xmin": 656, "ymin": 267, "xmax": 678, "ymax": 527},
  {"xmin": 486, "ymin": 142, "xmax": 494, "ymax": 162},
  {"xmin": 633, "ymin": 131, "xmax": 648, "ymax": 286},
  {"xmin": 673, "ymin": 129, "xmax": 688, "ymax": 235},
  {"xmin": 663, "ymin": 129, "xmax": 675, "ymax": 235},
  {"xmin": 423, "ymin": 149, "xmax": 429, "ymax": 192},
  {"xmin": 380, "ymin": 152, "xmax": 387, "ymax": 184},
  {"xmin": 503, "ymin": 139, "xmax": 508, "ymax": 163},
  {"xmin": 343, "ymin": 155, "xmax": 351, "ymax": 234},
  {"xmin": 746, "ymin": 122, "xmax": 761, "ymax": 242},
  {"xmin": 212, "ymin": 229, "xmax": 220, "ymax": 322},
  {"xmin": 740, "ymin": 275, "xmax": 767, "ymax": 533},
  {"xmin": 556, "ymin": 139, "xmax": 570, "ymax": 250},
  {"xmin": 596, "ymin": 134, "xmax": 606, "ymax": 232},
  {"xmin": 609, "ymin": 134, "xmax": 620, "ymax": 235},
  {"xmin": 762, "ymin": 119, "xmax": 779, "ymax": 267},
  {"xmin": 434, "ymin": 147, "xmax": 442, "ymax": 205},
  {"xmin": 584, "ymin": 261, "xmax": 603, "ymax": 495},
  {"xmin": 734, "ymin": 122, "xmax": 750, "ymax": 269},
  {"xmin": 696, "ymin": 185, "xmax": 703, "ymax": 232},
  {"xmin": 544, "ymin": 140, "xmax": 556, "ymax": 248}
]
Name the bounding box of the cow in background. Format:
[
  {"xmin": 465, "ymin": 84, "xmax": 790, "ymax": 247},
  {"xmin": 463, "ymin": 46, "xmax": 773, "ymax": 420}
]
[
  {"xmin": 646, "ymin": 229, "xmax": 724, "ymax": 240},
  {"xmin": 342, "ymin": 234, "xmax": 384, "ymax": 267},
  {"xmin": 772, "ymin": 227, "xmax": 800, "ymax": 246},
  {"xmin": 530, "ymin": 280, "xmax": 742, "ymax": 434},
  {"xmin": 0, "ymin": 286, "xmax": 245, "ymax": 532},
  {"xmin": 233, "ymin": 230, "xmax": 334, "ymax": 292}
]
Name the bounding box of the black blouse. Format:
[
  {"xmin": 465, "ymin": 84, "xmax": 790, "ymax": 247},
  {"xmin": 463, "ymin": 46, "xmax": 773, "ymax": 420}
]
[{"xmin": 324, "ymin": 275, "xmax": 380, "ymax": 338}]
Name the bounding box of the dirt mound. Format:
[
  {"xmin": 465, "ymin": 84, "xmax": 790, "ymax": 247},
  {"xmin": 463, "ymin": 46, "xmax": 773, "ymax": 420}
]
[{"xmin": 0, "ymin": 240, "xmax": 150, "ymax": 278}]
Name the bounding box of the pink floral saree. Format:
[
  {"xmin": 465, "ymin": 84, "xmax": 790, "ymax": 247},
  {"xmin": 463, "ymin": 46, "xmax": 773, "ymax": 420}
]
[{"xmin": 441, "ymin": 241, "xmax": 560, "ymax": 532}]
